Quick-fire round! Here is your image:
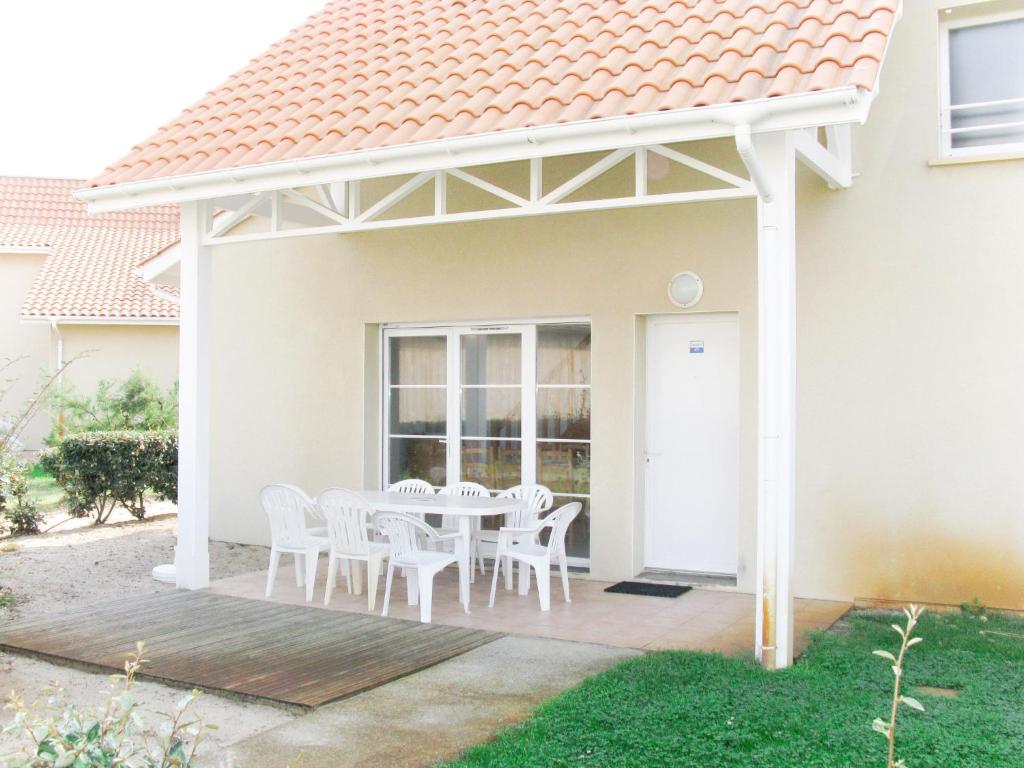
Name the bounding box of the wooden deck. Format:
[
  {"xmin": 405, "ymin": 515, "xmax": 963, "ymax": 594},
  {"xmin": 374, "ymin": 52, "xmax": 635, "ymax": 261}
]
[{"xmin": 0, "ymin": 591, "xmax": 500, "ymax": 709}]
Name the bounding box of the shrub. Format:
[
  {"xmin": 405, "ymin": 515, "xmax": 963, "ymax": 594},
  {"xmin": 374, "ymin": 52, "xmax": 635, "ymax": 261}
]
[
  {"xmin": 48, "ymin": 370, "xmax": 177, "ymax": 443},
  {"xmin": 1, "ymin": 643, "xmax": 214, "ymax": 767},
  {"xmin": 0, "ymin": 449, "xmax": 41, "ymax": 536},
  {"xmin": 40, "ymin": 431, "xmax": 177, "ymax": 523}
]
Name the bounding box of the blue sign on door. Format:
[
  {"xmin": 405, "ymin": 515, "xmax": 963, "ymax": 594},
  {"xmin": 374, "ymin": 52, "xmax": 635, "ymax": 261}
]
[{"xmin": 689, "ymin": 340, "xmax": 704, "ymax": 354}]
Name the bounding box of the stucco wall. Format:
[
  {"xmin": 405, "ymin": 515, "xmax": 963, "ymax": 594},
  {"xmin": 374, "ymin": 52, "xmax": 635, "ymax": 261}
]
[
  {"xmin": 59, "ymin": 324, "xmax": 179, "ymax": 396},
  {"xmin": 206, "ymin": 0, "xmax": 1024, "ymax": 609},
  {"xmin": 0, "ymin": 250, "xmax": 51, "ymax": 450}
]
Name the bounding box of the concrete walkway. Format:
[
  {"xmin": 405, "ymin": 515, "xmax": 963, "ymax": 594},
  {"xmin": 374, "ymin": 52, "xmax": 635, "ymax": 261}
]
[{"xmin": 224, "ymin": 636, "xmax": 637, "ymax": 767}]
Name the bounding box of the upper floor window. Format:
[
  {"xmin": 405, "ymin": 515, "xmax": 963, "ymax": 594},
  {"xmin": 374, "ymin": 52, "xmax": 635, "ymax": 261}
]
[{"xmin": 940, "ymin": 9, "xmax": 1024, "ymax": 157}]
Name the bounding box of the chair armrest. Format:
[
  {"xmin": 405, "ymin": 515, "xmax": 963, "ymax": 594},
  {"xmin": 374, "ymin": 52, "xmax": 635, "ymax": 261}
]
[{"xmin": 431, "ymin": 530, "xmax": 462, "ymax": 542}]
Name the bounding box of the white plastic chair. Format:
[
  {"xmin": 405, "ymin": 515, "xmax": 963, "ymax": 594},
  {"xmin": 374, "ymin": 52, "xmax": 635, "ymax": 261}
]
[
  {"xmin": 476, "ymin": 485, "xmax": 554, "ymax": 591},
  {"xmin": 439, "ymin": 481, "xmax": 490, "ymax": 579},
  {"xmin": 388, "ymin": 478, "xmax": 435, "ymax": 496},
  {"xmin": 488, "ymin": 502, "xmax": 581, "ymax": 611},
  {"xmin": 260, "ymin": 484, "xmax": 329, "ymax": 602},
  {"xmin": 317, "ymin": 488, "xmax": 390, "ymax": 611},
  {"xmin": 374, "ymin": 511, "xmax": 461, "ymax": 623}
]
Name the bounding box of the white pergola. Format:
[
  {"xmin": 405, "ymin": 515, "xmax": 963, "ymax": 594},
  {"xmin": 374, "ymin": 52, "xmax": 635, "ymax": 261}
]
[{"xmin": 81, "ymin": 87, "xmax": 871, "ymax": 669}]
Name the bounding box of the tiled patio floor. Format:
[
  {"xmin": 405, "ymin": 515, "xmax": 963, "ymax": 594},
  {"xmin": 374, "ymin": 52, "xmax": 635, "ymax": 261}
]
[{"xmin": 210, "ymin": 561, "xmax": 849, "ymax": 658}]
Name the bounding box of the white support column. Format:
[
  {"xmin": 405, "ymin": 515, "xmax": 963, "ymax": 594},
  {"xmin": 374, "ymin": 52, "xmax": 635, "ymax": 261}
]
[
  {"xmin": 747, "ymin": 131, "xmax": 797, "ymax": 669},
  {"xmin": 175, "ymin": 200, "xmax": 212, "ymax": 590}
]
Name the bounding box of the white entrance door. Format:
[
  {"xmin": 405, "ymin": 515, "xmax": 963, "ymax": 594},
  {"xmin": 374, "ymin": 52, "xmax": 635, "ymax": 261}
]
[{"xmin": 644, "ymin": 313, "xmax": 739, "ymax": 575}]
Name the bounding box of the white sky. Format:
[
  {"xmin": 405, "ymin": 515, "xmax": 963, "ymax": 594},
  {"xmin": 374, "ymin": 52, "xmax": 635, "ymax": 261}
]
[{"xmin": 0, "ymin": 1, "xmax": 327, "ymax": 179}]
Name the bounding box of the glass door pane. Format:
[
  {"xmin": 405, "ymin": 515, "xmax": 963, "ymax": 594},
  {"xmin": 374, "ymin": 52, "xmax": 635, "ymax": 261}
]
[
  {"xmin": 386, "ymin": 333, "xmax": 449, "ymax": 487},
  {"xmin": 537, "ymin": 323, "xmax": 592, "ymax": 560},
  {"xmin": 459, "ymin": 331, "xmax": 523, "ymax": 493}
]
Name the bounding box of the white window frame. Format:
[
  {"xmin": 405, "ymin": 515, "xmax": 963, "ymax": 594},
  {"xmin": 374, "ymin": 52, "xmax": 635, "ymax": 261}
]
[
  {"xmin": 939, "ymin": 6, "xmax": 1024, "ymax": 159},
  {"xmin": 380, "ymin": 317, "xmax": 592, "ymax": 566}
]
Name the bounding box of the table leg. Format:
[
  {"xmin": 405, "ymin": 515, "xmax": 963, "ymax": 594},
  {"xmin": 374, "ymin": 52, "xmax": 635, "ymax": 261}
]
[{"xmin": 457, "ymin": 517, "xmax": 471, "ymax": 613}]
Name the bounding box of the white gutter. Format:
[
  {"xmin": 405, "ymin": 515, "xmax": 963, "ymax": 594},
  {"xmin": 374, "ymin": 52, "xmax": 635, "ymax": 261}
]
[
  {"xmin": 77, "ymin": 87, "xmax": 874, "ymax": 213},
  {"xmin": 0, "ymin": 246, "xmax": 51, "ymax": 255},
  {"xmin": 23, "ymin": 316, "xmax": 178, "ymax": 326}
]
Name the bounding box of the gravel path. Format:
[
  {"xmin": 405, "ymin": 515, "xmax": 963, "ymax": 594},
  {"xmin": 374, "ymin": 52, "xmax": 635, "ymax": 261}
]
[
  {"xmin": 0, "ymin": 513, "xmax": 268, "ymax": 621},
  {"xmin": 0, "ymin": 514, "xmax": 293, "ymax": 756}
]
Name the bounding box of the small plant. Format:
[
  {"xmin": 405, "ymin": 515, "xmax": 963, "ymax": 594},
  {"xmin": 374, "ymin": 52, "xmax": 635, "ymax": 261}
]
[
  {"xmin": 872, "ymin": 604, "xmax": 926, "ymax": 768},
  {"xmin": 1, "ymin": 643, "xmax": 215, "ymax": 767},
  {"xmin": 47, "ymin": 370, "xmax": 177, "ymax": 442},
  {"xmin": 1, "ymin": 357, "xmax": 74, "ymax": 536},
  {"xmin": 960, "ymin": 598, "xmax": 988, "ymax": 619},
  {"xmin": 0, "ymin": 448, "xmax": 41, "ymax": 535}
]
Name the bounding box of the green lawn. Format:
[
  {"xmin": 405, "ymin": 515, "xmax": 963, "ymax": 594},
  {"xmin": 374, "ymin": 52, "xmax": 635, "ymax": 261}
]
[
  {"xmin": 444, "ymin": 609, "xmax": 1024, "ymax": 767},
  {"xmin": 25, "ymin": 464, "xmax": 65, "ymax": 514}
]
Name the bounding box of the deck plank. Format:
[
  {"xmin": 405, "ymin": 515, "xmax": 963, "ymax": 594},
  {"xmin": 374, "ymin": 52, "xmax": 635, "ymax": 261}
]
[{"xmin": 0, "ymin": 592, "xmax": 501, "ymax": 709}]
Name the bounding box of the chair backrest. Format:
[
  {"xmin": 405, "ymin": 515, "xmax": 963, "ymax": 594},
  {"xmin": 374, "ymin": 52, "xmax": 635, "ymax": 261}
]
[
  {"xmin": 439, "ymin": 481, "xmax": 490, "ymax": 528},
  {"xmin": 373, "ymin": 512, "xmax": 434, "ymax": 564},
  {"xmin": 260, "ymin": 484, "xmax": 319, "ymax": 550},
  {"xmin": 316, "ymin": 488, "xmax": 374, "ymax": 556},
  {"xmin": 388, "ymin": 479, "xmax": 435, "ymax": 495},
  {"xmin": 540, "ymin": 502, "xmax": 582, "ymax": 556},
  {"xmin": 497, "ymin": 484, "xmax": 554, "ymax": 528}
]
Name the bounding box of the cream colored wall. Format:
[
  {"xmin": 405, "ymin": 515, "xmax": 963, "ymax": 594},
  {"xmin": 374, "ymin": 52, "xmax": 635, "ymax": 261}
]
[
  {"xmin": 793, "ymin": 0, "xmax": 1024, "ymax": 610},
  {"xmin": 207, "ymin": 0, "xmax": 1024, "ymax": 609},
  {"xmin": 59, "ymin": 324, "xmax": 179, "ymax": 396},
  {"xmin": 0, "ymin": 251, "xmax": 51, "ymax": 451}
]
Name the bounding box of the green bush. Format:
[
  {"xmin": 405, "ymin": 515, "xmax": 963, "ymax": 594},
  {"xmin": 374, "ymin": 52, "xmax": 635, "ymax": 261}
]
[
  {"xmin": 0, "ymin": 450, "xmax": 41, "ymax": 535},
  {"xmin": 48, "ymin": 370, "xmax": 177, "ymax": 443},
  {"xmin": 40, "ymin": 431, "xmax": 177, "ymax": 523}
]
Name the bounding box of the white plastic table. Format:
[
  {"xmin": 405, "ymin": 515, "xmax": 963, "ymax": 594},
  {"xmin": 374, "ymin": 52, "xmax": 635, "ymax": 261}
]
[{"xmin": 360, "ymin": 490, "xmax": 524, "ymax": 612}]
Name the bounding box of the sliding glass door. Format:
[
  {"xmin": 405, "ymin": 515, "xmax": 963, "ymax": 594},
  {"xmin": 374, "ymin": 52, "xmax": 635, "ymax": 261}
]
[{"xmin": 383, "ymin": 321, "xmax": 591, "ymax": 564}]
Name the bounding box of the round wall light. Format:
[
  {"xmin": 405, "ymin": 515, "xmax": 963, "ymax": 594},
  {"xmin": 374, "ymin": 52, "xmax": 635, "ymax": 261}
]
[{"xmin": 667, "ymin": 271, "xmax": 704, "ymax": 308}]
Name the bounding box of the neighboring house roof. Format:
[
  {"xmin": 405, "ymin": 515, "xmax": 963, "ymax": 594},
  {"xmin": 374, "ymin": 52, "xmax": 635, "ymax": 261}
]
[
  {"xmin": 0, "ymin": 177, "xmax": 180, "ymax": 322},
  {"xmin": 88, "ymin": 0, "xmax": 900, "ymax": 189}
]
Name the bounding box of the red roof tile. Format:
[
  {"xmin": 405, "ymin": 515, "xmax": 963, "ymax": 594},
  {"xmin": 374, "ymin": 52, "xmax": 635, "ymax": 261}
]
[
  {"xmin": 89, "ymin": 0, "xmax": 898, "ymax": 189},
  {"xmin": 0, "ymin": 177, "xmax": 179, "ymax": 321}
]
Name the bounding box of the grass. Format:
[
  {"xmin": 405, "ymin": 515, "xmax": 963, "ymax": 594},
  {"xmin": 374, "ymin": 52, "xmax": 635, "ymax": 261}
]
[
  {"xmin": 443, "ymin": 609, "xmax": 1024, "ymax": 768},
  {"xmin": 24, "ymin": 463, "xmax": 65, "ymax": 514}
]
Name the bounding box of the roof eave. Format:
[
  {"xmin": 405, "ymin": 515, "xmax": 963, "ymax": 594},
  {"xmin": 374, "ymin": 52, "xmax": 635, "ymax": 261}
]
[
  {"xmin": 20, "ymin": 315, "xmax": 179, "ymax": 326},
  {"xmin": 77, "ymin": 86, "xmax": 876, "ymax": 214}
]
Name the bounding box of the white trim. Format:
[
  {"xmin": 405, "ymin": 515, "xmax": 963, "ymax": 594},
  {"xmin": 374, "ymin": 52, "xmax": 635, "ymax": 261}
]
[
  {"xmin": 21, "ymin": 315, "xmax": 178, "ymax": 326},
  {"xmin": 0, "ymin": 245, "xmax": 51, "ymax": 255},
  {"xmin": 203, "ymin": 186, "xmax": 756, "ymax": 244},
  {"xmin": 77, "ymin": 88, "xmax": 875, "ymax": 213},
  {"xmin": 938, "ymin": 5, "xmax": 1024, "ymax": 158},
  {"xmin": 137, "ymin": 240, "xmax": 182, "ymax": 283}
]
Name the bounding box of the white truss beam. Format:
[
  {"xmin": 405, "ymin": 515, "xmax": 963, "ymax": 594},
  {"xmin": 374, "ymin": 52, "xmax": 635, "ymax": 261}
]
[
  {"xmin": 201, "ymin": 140, "xmax": 769, "ymax": 245},
  {"xmin": 792, "ymin": 124, "xmax": 852, "ymax": 189}
]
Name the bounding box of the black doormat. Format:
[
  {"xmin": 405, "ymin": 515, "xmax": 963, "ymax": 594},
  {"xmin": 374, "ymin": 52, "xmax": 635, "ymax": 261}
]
[{"xmin": 604, "ymin": 581, "xmax": 692, "ymax": 598}]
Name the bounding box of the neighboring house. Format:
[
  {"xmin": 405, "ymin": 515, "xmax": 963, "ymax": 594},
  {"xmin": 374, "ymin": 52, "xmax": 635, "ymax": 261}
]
[
  {"xmin": 78, "ymin": 0, "xmax": 1024, "ymax": 668},
  {"xmin": 0, "ymin": 177, "xmax": 180, "ymax": 450}
]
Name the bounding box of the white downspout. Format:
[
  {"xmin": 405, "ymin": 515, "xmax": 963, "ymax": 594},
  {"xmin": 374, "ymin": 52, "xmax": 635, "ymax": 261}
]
[
  {"xmin": 50, "ymin": 321, "xmax": 65, "ymax": 438},
  {"xmin": 735, "ymin": 125, "xmax": 774, "ymax": 203},
  {"xmin": 735, "ymin": 127, "xmax": 797, "ymax": 670}
]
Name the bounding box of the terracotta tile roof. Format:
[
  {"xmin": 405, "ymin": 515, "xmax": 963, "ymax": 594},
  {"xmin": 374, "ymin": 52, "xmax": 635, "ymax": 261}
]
[
  {"xmin": 89, "ymin": 0, "xmax": 899, "ymax": 189},
  {"xmin": 0, "ymin": 177, "xmax": 179, "ymax": 321}
]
